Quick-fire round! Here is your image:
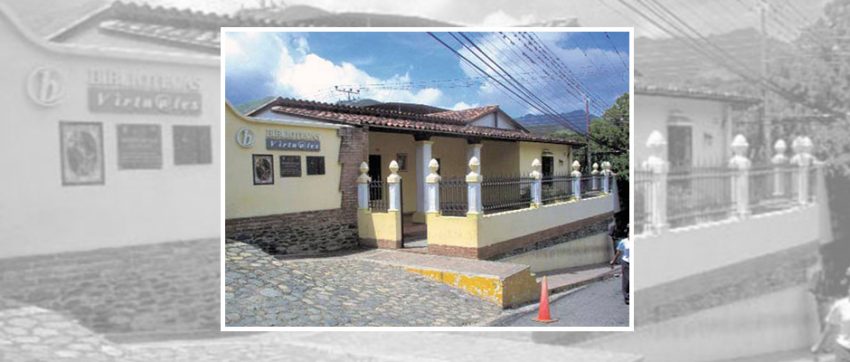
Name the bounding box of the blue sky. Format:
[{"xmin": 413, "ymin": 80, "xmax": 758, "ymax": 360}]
[{"xmin": 225, "ymin": 31, "xmax": 630, "ymax": 123}]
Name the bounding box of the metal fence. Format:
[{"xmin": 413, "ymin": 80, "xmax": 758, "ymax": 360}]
[
  {"xmin": 580, "ymin": 175, "xmax": 604, "ymax": 198},
  {"xmin": 481, "ymin": 175, "xmax": 533, "ymax": 213},
  {"xmin": 439, "ymin": 177, "xmax": 467, "ymax": 217},
  {"xmin": 541, "ymin": 174, "xmax": 574, "ymax": 205},
  {"xmin": 634, "ymin": 171, "xmax": 653, "ymax": 235},
  {"xmin": 369, "ymin": 180, "xmax": 388, "ymax": 212},
  {"xmin": 667, "ymin": 167, "xmax": 736, "ymax": 229},
  {"xmin": 635, "ymin": 164, "xmax": 817, "ymax": 233},
  {"xmin": 748, "ymin": 165, "xmax": 797, "ymax": 215}
]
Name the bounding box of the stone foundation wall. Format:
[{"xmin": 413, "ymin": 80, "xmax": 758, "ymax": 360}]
[
  {"xmin": 0, "ymin": 239, "xmax": 219, "ymax": 337},
  {"xmin": 226, "ymin": 208, "xmax": 358, "ymax": 255}
]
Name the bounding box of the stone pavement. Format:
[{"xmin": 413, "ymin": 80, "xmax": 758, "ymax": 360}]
[
  {"xmin": 0, "ymin": 298, "xmax": 126, "ymax": 361},
  {"xmin": 225, "ymin": 241, "xmax": 501, "ymax": 327}
]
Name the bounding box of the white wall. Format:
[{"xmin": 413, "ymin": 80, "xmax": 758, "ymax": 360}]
[
  {"xmin": 635, "ymin": 94, "xmax": 729, "ymax": 168},
  {"xmin": 0, "ymin": 14, "xmax": 220, "ymax": 258},
  {"xmin": 635, "ymin": 204, "xmax": 821, "ymax": 290}
]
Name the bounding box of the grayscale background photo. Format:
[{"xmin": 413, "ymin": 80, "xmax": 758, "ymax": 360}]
[{"xmin": 0, "ymin": 0, "xmax": 847, "ymax": 361}]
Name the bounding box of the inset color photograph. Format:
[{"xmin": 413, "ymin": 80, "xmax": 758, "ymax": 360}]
[{"xmin": 223, "ymin": 29, "xmax": 632, "ymax": 328}]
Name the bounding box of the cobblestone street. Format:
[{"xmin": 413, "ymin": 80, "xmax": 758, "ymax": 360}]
[{"xmin": 225, "ymin": 241, "xmax": 501, "ymax": 327}]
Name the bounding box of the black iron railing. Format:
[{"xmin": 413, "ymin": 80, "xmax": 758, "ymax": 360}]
[
  {"xmin": 439, "ymin": 177, "xmax": 467, "ymax": 217},
  {"xmin": 541, "ymin": 174, "xmax": 574, "ymax": 205},
  {"xmin": 748, "ymin": 165, "xmax": 798, "ymax": 215},
  {"xmin": 369, "ymin": 180, "xmax": 388, "ymax": 212},
  {"xmin": 481, "ymin": 175, "xmax": 533, "ymax": 213},
  {"xmin": 667, "ymin": 167, "xmax": 736, "ymax": 229}
]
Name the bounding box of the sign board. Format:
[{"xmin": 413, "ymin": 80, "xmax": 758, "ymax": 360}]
[
  {"xmin": 27, "ymin": 66, "xmax": 64, "ymax": 107},
  {"xmin": 117, "ymin": 124, "xmax": 162, "ymax": 169},
  {"xmin": 60, "ymin": 122, "xmax": 104, "ymax": 186},
  {"xmin": 266, "ymin": 138, "xmax": 320, "ymax": 151},
  {"xmin": 87, "ymin": 69, "xmax": 201, "ymax": 116},
  {"xmin": 279, "ymin": 156, "xmax": 301, "ymax": 177},
  {"xmin": 306, "ymin": 156, "xmax": 325, "ymax": 175},
  {"xmin": 174, "ymin": 125, "xmax": 212, "ymax": 165},
  {"xmin": 235, "ymin": 128, "xmax": 255, "ymax": 148}
]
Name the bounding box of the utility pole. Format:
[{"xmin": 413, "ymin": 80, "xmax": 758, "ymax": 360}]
[
  {"xmin": 759, "ymin": 0, "xmax": 771, "ymax": 161},
  {"xmin": 334, "ymin": 86, "xmax": 360, "ymax": 102},
  {"xmin": 585, "ymin": 94, "xmax": 592, "ymax": 168}
]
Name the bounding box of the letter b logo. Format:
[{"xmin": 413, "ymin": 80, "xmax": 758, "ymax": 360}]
[{"xmin": 27, "ymin": 67, "xmax": 64, "ymax": 107}]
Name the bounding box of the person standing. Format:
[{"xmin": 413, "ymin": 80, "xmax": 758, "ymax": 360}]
[
  {"xmin": 610, "ymin": 237, "xmax": 631, "ymax": 305},
  {"xmin": 813, "ymin": 281, "xmax": 850, "ymax": 361}
]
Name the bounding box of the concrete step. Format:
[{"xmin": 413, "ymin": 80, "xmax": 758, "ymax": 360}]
[{"xmin": 353, "ymin": 249, "xmax": 539, "ymax": 308}]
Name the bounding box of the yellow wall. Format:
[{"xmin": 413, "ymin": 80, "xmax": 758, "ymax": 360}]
[
  {"xmin": 431, "ymin": 136, "xmax": 469, "ymax": 178},
  {"xmin": 479, "ymin": 194, "xmax": 614, "ymax": 248},
  {"xmin": 225, "ymin": 105, "xmax": 344, "ymax": 219},
  {"xmin": 0, "ymin": 9, "xmax": 221, "ymax": 258},
  {"xmin": 427, "ymin": 194, "xmax": 615, "ymax": 250},
  {"xmin": 357, "ymin": 209, "xmax": 402, "ymax": 243},
  {"xmin": 480, "ymin": 140, "xmax": 519, "ymax": 176},
  {"xmin": 519, "ymin": 142, "xmax": 573, "ymax": 175},
  {"xmin": 426, "ymin": 213, "xmax": 480, "ymax": 248}
]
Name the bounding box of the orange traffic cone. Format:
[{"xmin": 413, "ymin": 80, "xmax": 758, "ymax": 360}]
[{"xmin": 532, "ymin": 276, "xmax": 558, "ymax": 323}]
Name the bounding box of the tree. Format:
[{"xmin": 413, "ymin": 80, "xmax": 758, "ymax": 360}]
[{"xmin": 552, "ymin": 92, "xmax": 630, "ymax": 237}]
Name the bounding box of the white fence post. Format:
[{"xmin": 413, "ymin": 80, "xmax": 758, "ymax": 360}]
[
  {"xmin": 425, "ymin": 159, "xmax": 441, "ymax": 213},
  {"xmin": 602, "ymin": 161, "xmax": 612, "ymax": 193},
  {"xmin": 771, "ymin": 139, "xmax": 788, "ymax": 197},
  {"xmin": 387, "ymin": 160, "xmax": 401, "ymax": 212},
  {"xmin": 791, "ymin": 136, "xmax": 814, "ymax": 205},
  {"xmin": 643, "ymin": 131, "xmax": 668, "ymax": 233},
  {"xmin": 357, "ymin": 161, "xmax": 371, "ymax": 210},
  {"xmin": 530, "ymin": 158, "xmax": 542, "ymax": 208},
  {"xmin": 466, "ymin": 157, "xmax": 483, "ymax": 215},
  {"xmin": 571, "ymin": 160, "xmax": 582, "ymax": 201},
  {"xmin": 729, "ymin": 134, "xmax": 752, "ymax": 219}
]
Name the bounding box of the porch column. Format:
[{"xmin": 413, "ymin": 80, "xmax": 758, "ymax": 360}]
[
  {"xmin": 791, "ymin": 136, "xmax": 814, "ymax": 205},
  {"xmin": 530, "ymin": 158, "xmax": 542, "ymax": 208},
  {"xmin": 387, "ymin": 160, "xmax": 401, "ymax": 212},
  {"xmin": 643, "ymin": 131, "xmax": 668, "ymax": 234},
  {"xmin": 771, "ymin": 139, "xmax": 788, "ymax": 197},
  {"xmin": 571, "ymin": 160, "xmax": 582, "ymax": 200},
  {"xmin": 466, "ymin": 157, "xmax": 483, "ymax": 215},
  {"xmin": 413, "ymin": 137, "xmax": 434, "ymax": 223},
  {"xmin": 357, "ymin": 162, "xmax": 371, "ymax": 210},
  {"xmin": 728, "ymin": 134, "xmax": 751, "ymax": 219},
  {"xmin": 425, "ymin": 159, "xmax": 441, "ymax": 213}
]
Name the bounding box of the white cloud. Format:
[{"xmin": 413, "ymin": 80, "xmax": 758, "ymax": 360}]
[
  {"xmin": 227, "ymin": 32, "xmax": 444, "ymax": 105},
  {"xmin": 450, "ymin": 101, "xmax": 479, "ymax": 110},
  {"xmin": 479, "ymin": 10, "xmax": 537, "ymax": 26}
]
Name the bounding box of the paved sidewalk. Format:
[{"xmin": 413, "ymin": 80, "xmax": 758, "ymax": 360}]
[
  {"xmin": 539, "ymin": 263, "xmax": 618, "ymax": 294},
  {"xmin": 225, "ymin": 241, "xmax": 501, "ymax": 327}
]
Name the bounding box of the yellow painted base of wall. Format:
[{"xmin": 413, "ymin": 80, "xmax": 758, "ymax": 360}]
[
  {"xmin": 357, "ymin": 209, "xmax": 402, "ymax": 248},
  {"xmin": 412, "ymin": 212, "xmax": 427, "ymax": 224},
  {"xmin": 501, "ymin": 232, "xmax": 612, "ymax": 274},
  {"xmin": 405, "ymin": 267, "xmax": 539, "ymax": 308}
]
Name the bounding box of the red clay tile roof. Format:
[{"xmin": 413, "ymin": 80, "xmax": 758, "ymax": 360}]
[
  {"xmin": 265, "ymin": 98, "xmax": 581, "ymax": 146},
  {"xmin": 428, "ymin": 105, "xmax": 500, "ymax": 123}
]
